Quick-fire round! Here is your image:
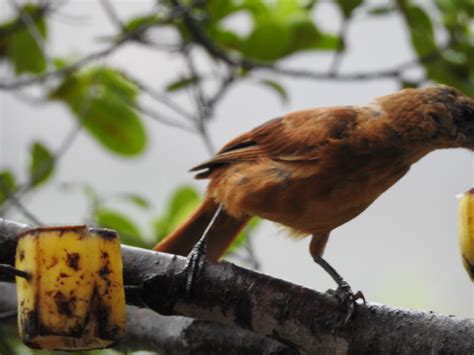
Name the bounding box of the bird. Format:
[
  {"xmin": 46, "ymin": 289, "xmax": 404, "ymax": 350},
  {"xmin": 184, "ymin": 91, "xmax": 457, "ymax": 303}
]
[{"xmin": 154, "ymin": 85, "xmax": 474, "ymax": 319}]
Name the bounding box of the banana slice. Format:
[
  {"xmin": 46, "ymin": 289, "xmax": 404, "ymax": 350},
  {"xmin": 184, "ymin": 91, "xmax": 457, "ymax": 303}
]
[
  {"xmin": 15, "ymin": 225, "xmax": 125, "ymax": 350},
  {"xmin": 458, "ymin": 189, "xmax": 474, "ymax": 281}
]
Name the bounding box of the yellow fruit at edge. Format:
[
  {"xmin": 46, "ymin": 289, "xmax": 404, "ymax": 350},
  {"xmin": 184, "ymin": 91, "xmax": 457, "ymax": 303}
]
[
  {"xmin": 15, "ymin": 225, "xmax": 126, "ymax": 351},
  {"xmin": 458, "ymin": 189, "xmax": 474, "ymax": 281}
]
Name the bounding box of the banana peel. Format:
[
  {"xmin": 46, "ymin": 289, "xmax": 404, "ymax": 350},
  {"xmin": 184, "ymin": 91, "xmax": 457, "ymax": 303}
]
[
  {"xmin": 15, "ymin": 225, "xmax": 126, "ymax": 350},
  {"xmin": 458, "ymin": 189, "xmax": 474, "ymax": 281}
]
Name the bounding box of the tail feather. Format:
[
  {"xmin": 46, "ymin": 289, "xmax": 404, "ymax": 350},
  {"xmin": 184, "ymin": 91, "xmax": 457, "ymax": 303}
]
[{"xmin": 153, "ymin": 198, "xmax": 249, "ymax": 261}]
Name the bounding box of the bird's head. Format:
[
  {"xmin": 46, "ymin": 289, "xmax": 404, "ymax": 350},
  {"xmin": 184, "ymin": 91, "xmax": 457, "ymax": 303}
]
[
  {"xmin": 444, "ymin": 87, "xmax": 474, "ymax": 150},
  {"xmin": 420, "ymin": 85, "xmax": 474, "ymax": 150}
]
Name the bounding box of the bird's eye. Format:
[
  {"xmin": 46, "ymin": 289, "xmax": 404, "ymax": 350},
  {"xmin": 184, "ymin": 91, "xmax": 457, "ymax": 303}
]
[{"xmin": 463, "ymin": 106, "xmax": 474, "ymax": 119}]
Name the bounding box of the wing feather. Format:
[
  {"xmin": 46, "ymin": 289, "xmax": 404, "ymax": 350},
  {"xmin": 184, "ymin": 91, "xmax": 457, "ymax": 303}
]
[{"xmin": 191, "ymin": 107, "xmax": 358, "ymax": 178}]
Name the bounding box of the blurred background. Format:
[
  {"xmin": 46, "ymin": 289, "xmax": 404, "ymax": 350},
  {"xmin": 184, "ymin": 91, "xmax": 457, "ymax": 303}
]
[{"xmin": 0, "ymin": 0, "xmax": 473, "ymax": 353}]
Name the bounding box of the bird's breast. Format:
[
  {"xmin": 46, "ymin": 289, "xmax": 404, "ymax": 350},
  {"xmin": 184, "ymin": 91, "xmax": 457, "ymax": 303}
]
[{"xmin": 209, "ymin": 156, "xmax": 410, "ymax": 236}]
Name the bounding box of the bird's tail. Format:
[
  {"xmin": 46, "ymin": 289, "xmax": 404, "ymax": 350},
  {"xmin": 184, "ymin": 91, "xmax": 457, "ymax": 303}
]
[{"xmin": 153, "ymin": 197, "xmax": 249, "ymax": 261}]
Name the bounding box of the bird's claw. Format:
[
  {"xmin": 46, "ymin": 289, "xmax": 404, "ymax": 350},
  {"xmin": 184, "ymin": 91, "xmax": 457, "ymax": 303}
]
[
  {"xmin": 184, "ymin": 241, "xmax": 207, "ymax": 296},
  {"xmin": 327, "ymin": 282, "xmax": 365, "ymax": 325}
]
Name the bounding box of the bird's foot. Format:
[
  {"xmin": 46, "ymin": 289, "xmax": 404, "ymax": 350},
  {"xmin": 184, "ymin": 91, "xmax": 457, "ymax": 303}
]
[
  {"xmin": 183, "ymin": 239, "xmax": 207, "ymax": 296},
  {"xmin": 327, "ymin": 282, "xmax": 365, "ymax": 325}
]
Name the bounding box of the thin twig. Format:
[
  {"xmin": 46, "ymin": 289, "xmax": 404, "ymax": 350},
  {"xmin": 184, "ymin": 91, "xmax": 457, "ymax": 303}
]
[
  {"xmin": 99, "ymin": 0, "xmax": 123, "ymax": 30},
  {"xmin": 0, "ymin": 2, "xmax": 51, "ymax": 37},
  {"xmin": 328, "ymin": 16, "xmax": 351, "ymax": 75},
  {"xmin": 206, "ymin": 69, "xmax": 235, "ymax": 112},
  {"xmin": 0, "ymin": 177, "xmax": 43, "ymax": 225},
  {"xmin": 0, "ymin": 45, "xmax": 117, "ymax": 90},
  {"xmin": 0, "ymin": 18, "xmax": 158, "ymax": 90},
  {"xmin": 0, "ymin": 74, "xmax": 100, "ymax": 216},
  {"xmin": 132, "ymin": 78, "xmax": 197, "ymax": 122},
  {"xmin": 181, "ymin": 45, "xmax": 216, "ymax": 154},
  {"xmin": 182, "ymin": 45, "xmax": 210, "ymax": 119},
  {"xmin": 135, "ymin": 103, "xmax": 197, "ymax": 133},
  {"xmin": 10, "ymin": 90, "xmax": 48, "ymax": 106},
  {"xmin": 5, "ymin": 196, "xmax": 42, "ymax": 226},
  {"xmin": 48, "ymin": 7, "xmax": 90, "ymax": 26}
]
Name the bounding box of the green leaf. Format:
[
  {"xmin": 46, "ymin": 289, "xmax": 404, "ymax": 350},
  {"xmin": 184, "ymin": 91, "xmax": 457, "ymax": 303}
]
[
  {"xmin": 367, "ymin": 5, "xmax": 395, "ymax": 15},
  {"xmin": 123, "ymin": 14, "xmax": 162, "ymax": 34},
  {"xmin": 286, "ymin": 17, "xmax": 338, "ymax": 52},
  {"xmin": 0, "ymin": 170, "xmax": 16, "ymax": 205},
  {"xmin": 153, "ymin": 185, "xmax": 200, "ymax": 242},
  {"xmin": 52, "ymin": 57, "xmax": 68, "ymax": 69},
  {"xmin": 4, "ymin": 4, "xmax": 47, "ymax": 74},
  {"xmin": 226, "ymin": 217, "xmax": 260, "ymax": 254},
  {"xmin": 240, "ymin": 0, "xmax": 338, "ymax": 61},
  {"xmin": 426, "ymin": 60, "xmax": 474, "ymax": 98},
  {"xmin": 28, "ymin": 141, "xmax": 54, "ymax": 187},
  {"xmin": 50, "ymin": 67, "xmax": 147, "ymax": 156},
  {"xmin": 243, "ymin": 20, "xmax": 291, "ymax": 61},
  {"xmin": 400, "ymin": 80, "xmax": 420, "ymax": 89},
  {"xmin": 122, "ymin": 193, "xmax": 151, "ymax": 209},
  {"xmin": 259, "ymin": 79, "xmax": 289, "ymax": 103},
  {"xmin": 206, "ymin": 0, "xmax": 241, "ymax": 22},
  {"xmin": 402, "ymin": 4, "xmax": 437, "ymax": 57},
  {"xmin": 335, "ymin": 0, "xmax": 363, "ymax": 18},
  {"xmin": 403, "ymin": 1, "xmax": 474, "ymax": 97},
  {"xmin": 94, "ymin": 208, "xmax": 146, "ymax": 247},
  {"xmin": 165, "ymin": 76, "xmax": 200, "ymax": 92},
  {"xmin": 208, "ymin": 27, "xmax": 244, "ymax": 50},
  {"xmin": 167, "ymin": 186, "xmax": 200, "ymax": 218}
]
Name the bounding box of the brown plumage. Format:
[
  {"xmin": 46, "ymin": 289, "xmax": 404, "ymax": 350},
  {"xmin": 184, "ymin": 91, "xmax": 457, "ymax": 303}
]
[{"xmin": 154, "ymin": 85, "xmax": 474, "ymax": 261}]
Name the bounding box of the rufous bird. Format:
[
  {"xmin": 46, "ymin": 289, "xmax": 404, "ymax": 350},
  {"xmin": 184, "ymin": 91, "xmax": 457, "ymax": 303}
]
[{"xmin": 154, "ymin": 85, "xmax": 474, "ymax": 319}]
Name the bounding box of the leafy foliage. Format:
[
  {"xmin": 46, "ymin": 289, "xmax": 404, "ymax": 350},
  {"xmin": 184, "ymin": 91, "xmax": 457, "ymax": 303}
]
[
  {"xmin": 50, "ymin": 67, "xmax": 147, "ymax": 156},
  {"xmin": 402, "ymin": 4, "xmax": 436, "ymax": 58},
  {"xmin": 226, "ymin": 217, "xmax": 260, "ymax": 254},
  {"xmin": 120, "ymin": 193, "xmax": 152, "ymax": 209},
  {"xmin": 122, "ymin": 13, "xmax": 162, "ymax": 34},
  {"xmin": 259, "ymin": 79, "xmax": 289, "ymax": 103},
  {"xmin": 29, "ymin": 141, "xmax": 54, "ymax": 187},
  {"xmin": 335, "ymin": 0, "xmax": 363, "ymax": 18},
  {"xmin": 94, "ymin": 208, "xmax": 147, "ymax": 248},
  {"xmin": 166, "ymin": 76, "xmax": 200, "ymax": 92},
  {"xmin": 0, "ymin": 170, "xmax": 16, "ymax": 205},
  {"xmin": 153, "ymin": 185, "xmax": 201, "ymax": 243},
  {"xmin": 399, "ymin": 0, "xmax": 474, "ymax": 96},
  {"xmin": 0, "ymin": 4, "xmax": 47, "ymax": 74},
  {"xmin": 201, "ymin": 0, "xmax": 339, "ymax": 62}
]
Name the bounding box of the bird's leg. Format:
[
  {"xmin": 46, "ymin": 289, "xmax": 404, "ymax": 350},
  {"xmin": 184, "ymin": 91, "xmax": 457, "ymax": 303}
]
[
  {"xmin": 184, "ymin": 204, "xmax": 224, "ymax": 295},
  {"xmin": 313, "ymin": 256, "xmax": 366, "ymax": 323},
  {"xmin": 310, "ymin": 233, "xmax": 365, "ymax": 324}
]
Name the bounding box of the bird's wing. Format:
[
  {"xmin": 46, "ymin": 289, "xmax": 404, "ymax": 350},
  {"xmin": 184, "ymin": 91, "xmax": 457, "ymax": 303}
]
[{"xmin": 191, "ymin": 106, "xmax": 358, "ymax": 178}]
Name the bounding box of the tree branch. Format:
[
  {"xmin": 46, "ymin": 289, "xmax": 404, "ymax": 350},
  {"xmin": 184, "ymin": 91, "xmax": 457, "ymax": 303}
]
[
  {"xmin": 0, "ymin": 17, "xmax": 160, "ymax": 90},
  {"xmin": 98, "ymin": 0, "xmax": 123, "ymax": 30},
  {"xmin": 0, "ymin": 45, "xmax": 118, "ymax": 90},
  {"xmin": 0, "ymin": 282, "xmax": 295, "ymax": 354},
  {"xmin": 170, "ymin": 0, "xmax": 445, "ymax": 83},
  {"xmin": 0, "ymin": 218, "xmax": 472, "ymax": 353},
  {"xmin": 328, "ymin": 16, "xmax": 351, "ymax": 76}
]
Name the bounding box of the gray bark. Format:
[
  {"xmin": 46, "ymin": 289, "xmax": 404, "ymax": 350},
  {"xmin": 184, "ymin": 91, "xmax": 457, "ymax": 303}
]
[{"xmin": 1, "ymin": 218, "xmax": 473, "ymax": 354}]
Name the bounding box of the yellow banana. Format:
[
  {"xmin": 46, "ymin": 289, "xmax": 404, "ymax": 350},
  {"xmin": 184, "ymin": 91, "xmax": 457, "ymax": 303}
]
[
  {"xmin": 15, "ymin": 225, "xmax": 125, "ymax": 350},
  {"xmin": 458, "ymin": 189, "xmax": 474, "ymax": 281}
]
